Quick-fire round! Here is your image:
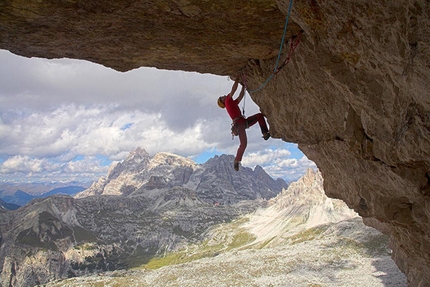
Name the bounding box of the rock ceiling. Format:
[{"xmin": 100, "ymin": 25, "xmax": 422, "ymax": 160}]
[{"xmin": 1, "ymin": 0, "xmax": 429, "ymax": 285}]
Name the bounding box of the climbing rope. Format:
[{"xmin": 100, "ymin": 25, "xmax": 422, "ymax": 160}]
[
  {"xmin": 241, "ymin": 0, "xmax": 301, "ymax": 94},
  {"xmin": 274, "ymin": 0, "xmax": 294, "ymax": 73},
  {"xmin": 242, "ymin": 89, "xmax": 246, "ymax": 116},
  {"xmin": 240, "ymin": 70, "xmax": 249, "ymax": 115},
  {"xmin": 275, "ymin": 31, "xmax": 302, "ymax": 74}
]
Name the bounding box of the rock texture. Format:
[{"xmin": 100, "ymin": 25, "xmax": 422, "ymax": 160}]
[
  {"xmin": 43, "ymin": 169, "xmax": 407, "ymax": 287},
  {"xmin": 252, "ymin": 2, "xmax": 430, "ymax": 286},
  {"xmin": 0, "ymin": 0, "xmax": 300, "ymax": 74},
  {"xmin": 0, "ymin": 198, "xmax": 19, "ymax": 210},
  {"xmin": 244, "ymin": 169, "xmax": 359, "ymax": 246},
  {"xmin": 0, "ymin": 150, "xmax": 284, "ymax": 287},
  {"xmin": 1, "ymin": 0, "xmax": 429, "ymax": 285},
  {"xmin": 77, "ymin": 148, "xmax": 287, "ymax": 203},
  {"xmin": 0, "ymin": 194, "xmax": 248, "ymax": 287}
]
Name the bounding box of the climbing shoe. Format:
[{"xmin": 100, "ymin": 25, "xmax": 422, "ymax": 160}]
[
  {"xmin": 263, "ymin": 132, "xmax": 271, "ymax": 140},
  {"xmin": 234, "ymin": 160, "xmax": 240, "ymax": 171}
]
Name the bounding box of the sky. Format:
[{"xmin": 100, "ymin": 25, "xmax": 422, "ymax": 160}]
[{"xmin": 0, "ymin": 49, "xmax": 316, "ymax": 183}]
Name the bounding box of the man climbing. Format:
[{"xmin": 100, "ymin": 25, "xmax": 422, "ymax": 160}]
[{"xmin": 217, "ymin": 75, "xmax": 270, "ymax": 171}]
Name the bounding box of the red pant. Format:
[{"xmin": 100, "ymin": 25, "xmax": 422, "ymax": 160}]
[{"xmin": 235, "ymin": 113, "xmax": 268, "ymax": 162}]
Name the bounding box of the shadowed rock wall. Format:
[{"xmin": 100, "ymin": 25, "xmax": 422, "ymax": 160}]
[
  {"xmin": 0, "ymin": 0, "xmax": 300, "ymax": 73},
  {"xmin": 246, "ymin": 1, "xmax": 430, "ymax": 286},
  {"xmin": 1, "ymin": 0, "xmax": 429, "ymax": 285}
]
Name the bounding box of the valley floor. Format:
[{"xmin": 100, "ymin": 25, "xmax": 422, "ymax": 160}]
[{"xmin": 44, "ymin": 218, "xmax": 407, "ymax": 287}]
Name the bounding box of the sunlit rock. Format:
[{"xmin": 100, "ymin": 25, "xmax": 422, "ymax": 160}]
[{"xmin": 1, "ymin": 0, "xmax": 429, "ymax": 284}]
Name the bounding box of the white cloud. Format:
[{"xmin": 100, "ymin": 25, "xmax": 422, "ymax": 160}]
[
  {"xmin": 242, "ymin": 148, "xmax": 292, "ymax": 167},
  {"xmin": 0, "ymin": 49, "xmax": 315, "ymax": 183},
  {"xmin": 0, "ymin": 154, "xmax": 109, "ymax": 182},
  {"xmin": 62, "ymin": 157, "xmax": 110, "ymax": 174},
  {"xmin": 0, "ymin": 104, "xmax": 220, "ymax": 160},
  {"xmin": 242, "ymin": 148, "xmax": 317, "ymax": 182},
  {"xmin": 0, "ymin": 155, "xmax": 57, "ymax": 174}
]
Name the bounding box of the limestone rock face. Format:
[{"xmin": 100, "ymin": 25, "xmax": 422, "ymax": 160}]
[
  {"xmin": 0, "ymin": 150, "xmax": 284, "ymax": 286},
  {"xmin": 251, "ymin": 2, "xmax": 430, "ymax": 286},
  {"xmin": 0, "ymin": 0, "xmax": 300, "ymax": 74},
  {"xmin": 0, "ymin": 193, "xmax": 261, "ymax": 287},
  {"xmin": 196, "ymin": 154, "xmax": 288, "ymax": 203},
  {"xmin": 77, "ymin": 149, "xmax": 287, "ymax": 204},
  {"xmin": 1, "ymin": 0, "xmax": 429, "ymax": 285},
  {"xmin": 245, "ymin": 169, "xmax": 359, "ymax": 247},
  {"xmin": 76, "ymin": 148, "xmax": 196, "ymax": 197}
]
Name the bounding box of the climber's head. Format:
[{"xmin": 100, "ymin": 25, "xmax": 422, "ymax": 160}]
[{"xmin": 217, "ymin": 96, "xmax": 226, "ymax": 109}]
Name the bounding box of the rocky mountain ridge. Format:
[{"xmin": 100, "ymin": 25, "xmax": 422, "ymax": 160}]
[
  {"xmin": 0, "ymin": 150, "xmax": 285, "ymax": 287},
  {"xmin": 0, "ymin": 198, "xmax": 19, "ymax": 211},
  {"xmin": 43, "ymin": 169, "xmax": 407, "ymax": 287},
  {"xmin": 0, "ymin": 182, "xmax": 89, "ymax": 197},
  {"xmin": 0, "ymin": 193, "xmax": 260, "ymax": 287},
  {"xmin": 244, "ymin": 168, "xmax": 359, "ymax": 246},
  {"xmin": 0, "ymin": 186, "xmax": 85, "ymax": 207},
  {"xmin": 1, "ymin": 0, "xmax": 428, "ymax": 284},
  {"xmin": 77, "ymin": 148, "xmax": 287, "ymax": 204}
]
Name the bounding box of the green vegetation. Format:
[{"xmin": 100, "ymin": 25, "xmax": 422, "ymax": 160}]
[
  {"xmin": 137, "ymin": 228, "xmax": 256, "ymax": 270},
  {"xmin": 257, "ymin": 236, "xmax": 276, "ymax": 249},
  {"xmin": 143, "ymin": 252, "xmax": 187, "ymax": 270},
  {"xmin": 15, "ymin": 211, "xmax": 77, "ymax": 251},
  {"xmin": 287, "ymin": 225, "xmax": 330, "ymax": 245},
  {"xmin": 74, "ymin": 243, "xmax": 96, "ymax": 251},
  {"xmin": 124, "ymin": 245, "xmax": 159, "ymax": 268},
  {"xmin": 17, "ymin": 211, "xmax": 101, "ymax": 252},
  {"xmin": 73, "ymin": 226, "xmax": 98, "ymax": 243},
  {"xmin": 335, "ymin": 234, "xmax": 391, "ymax": 257},
  {"xmin": 16, "ymin": 228, "xmax": 58, "ymax": 251},
  {"xmin": 229, "ymin": 231, "xmax": 256, "ymax": 249}
]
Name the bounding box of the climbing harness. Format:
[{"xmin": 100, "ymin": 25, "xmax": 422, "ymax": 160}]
[
  {"xmin": 241, "ymin": 0, "xmax": 302, "ymax": 94},
  {"xmin": 231, "ymin": 116, "xmax": 248, "ymax": 139}
]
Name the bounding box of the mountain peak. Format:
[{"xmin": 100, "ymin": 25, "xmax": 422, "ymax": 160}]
[
  {"xmin": 204, "ymin": 154, "xmax": 235, "ymax": 165},
  {"xmin": 118, "ymin": 147, "xmax": 150, "ymax": 167},
  {"xmin": 128, "ymin": 147, "xmax": 149, "ymax": 157},
  {"xmin": 148, "ymin": 152, "xmax": 196, "ymax": 170},
  {"xmin": 300, "ymin": 168, "xmax": 322, "ymax": 187},
  {"xmin": 76, "ymin": 150, "xmax": 285, "ymax": 204},
  {"xmin": 246, "ymin": 169, "xmax": 357, "ymax": 246}
]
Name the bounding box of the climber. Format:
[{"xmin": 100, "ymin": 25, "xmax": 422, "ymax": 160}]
[{"xmin": 217, "ymin": 75, "xmax": 270, "ymax": 171}]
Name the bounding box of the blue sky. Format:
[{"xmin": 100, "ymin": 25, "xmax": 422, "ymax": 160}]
[{"xmin": 0, "ymin": 49, "xmax": 316, "ymax": 183}]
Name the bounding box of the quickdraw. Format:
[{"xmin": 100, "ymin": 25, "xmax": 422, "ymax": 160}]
[{"xmin": 239, "ymin": 0, "xmax": 302, "ymax": 94}]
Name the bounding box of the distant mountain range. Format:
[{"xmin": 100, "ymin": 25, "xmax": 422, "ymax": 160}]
[
  {"xmin": 42, "ymin": 169, "xmax": 407, "ymax": 287},
  {"xmin": 0, "ymin": 186, "xmax": 86, "ymax": 208},
  {"xmin": 0, "ymin": 198, "xmax": 20, "ymax": 211},
  {"xmin": 0, "ymin": 148, "xmax": 406, "ymax": 286},
  {"xmin": 0, "ymin": 148, "xmax": 287, "ymax": 287},
  {"xmin": 77, "ymin": 147, "xmax": 287, "ymax": 204}
]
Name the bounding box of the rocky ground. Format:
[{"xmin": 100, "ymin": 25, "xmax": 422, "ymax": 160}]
[
  {"xmin": 43, "ymin": 218, "xmax": 406, "ymax": 287},
  {"xmin": 43, "ymin": 170, "xmax": 407, "ymax": 287},
  {"xmin": 0, "ymin": 150, "xmax": 286, "ymax": 287},
  {"xmin": 2, "ymin": 0, "xmax": 429, "ymax": 283}
]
